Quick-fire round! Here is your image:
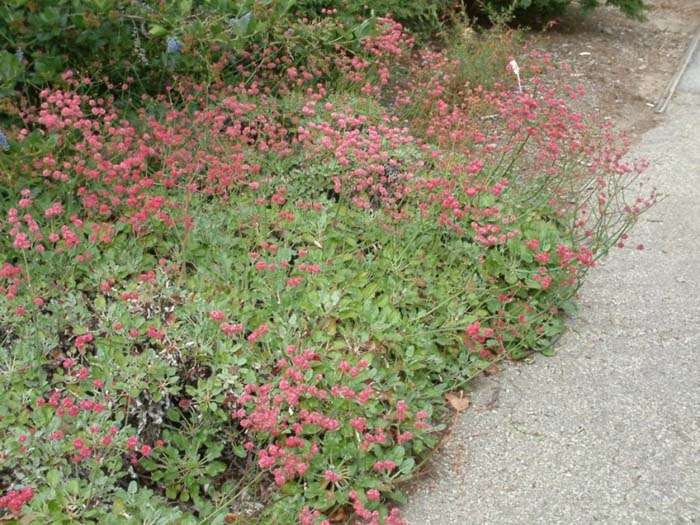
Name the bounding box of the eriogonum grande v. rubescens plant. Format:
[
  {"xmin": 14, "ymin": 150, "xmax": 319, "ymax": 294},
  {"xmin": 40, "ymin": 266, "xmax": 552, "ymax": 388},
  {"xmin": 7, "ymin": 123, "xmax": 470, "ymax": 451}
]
[{"xmin": 0, "ymin": 16, "xmax": 653, "ymax": 525}]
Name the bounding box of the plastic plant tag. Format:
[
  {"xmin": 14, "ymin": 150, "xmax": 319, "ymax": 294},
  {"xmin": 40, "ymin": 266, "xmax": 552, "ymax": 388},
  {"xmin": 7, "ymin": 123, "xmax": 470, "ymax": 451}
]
[{"xmin": 509, "ymin": 59, "xmax": 523, "ymax": 93}]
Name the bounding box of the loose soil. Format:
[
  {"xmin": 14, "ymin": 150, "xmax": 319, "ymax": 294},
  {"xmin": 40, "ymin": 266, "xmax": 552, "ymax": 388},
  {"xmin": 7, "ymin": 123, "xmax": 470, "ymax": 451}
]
[{"xmin": 527, "ymin": 0, "xmax": 700, "ymax": 137}]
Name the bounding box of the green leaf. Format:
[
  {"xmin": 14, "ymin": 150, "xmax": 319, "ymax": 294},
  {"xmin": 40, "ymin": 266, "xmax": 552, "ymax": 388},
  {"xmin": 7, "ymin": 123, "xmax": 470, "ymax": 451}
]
[
  {"xmin": 91, "ymin": 0, "xmax": 114, "ymax": 12},
  {"xmin": 94, "ymin": 294, "xmax": 107, "ymax": 310},
  {"xmin": 505, "ymin": 272, "xmax": 518, "ymax": 285},
  {"xmin": 178, "ymin": 0, "xmax": 193, "ymax": 15},
  {"xmin": 111, "ymin": 498, "xmax": 127, "ymax": 515},
  {"xmin": 387, "ymin": 490, "xmax": 408, "ymax": 504},
  {"xmin": 32, "ymin": 55, "xmax": 63, "ymax": 82},
  {"xmin": 46, "ymin": 469, "xmax": 61, "ymax": 487},
  {"xmin": 399, "ymin": 457, "xmax": 415, "ymax": 474},
  {"xmin": 353, "ymin": 17, "xmax": 377, "ymax": 40},
  {"xmin": 149, "ymin": 25, "xmax": 168, "ymax": 37},
  {"xmin": 65, "ymin": 478, "xmax": 79, "ymax": 495},
  {"xmin": 229, "ymin": 12, "xmax": 252, "ymax": 36},
  {"xmin": 165, "ymin": 485, "xmax": 178, "ymax": 499},
  {"xmin": 0, "ymin": 51, "xmax": 22, "ymax": 85},
  {"xmin": 540, "ymin": 345, "xmax": 556, "ymax": 356}
]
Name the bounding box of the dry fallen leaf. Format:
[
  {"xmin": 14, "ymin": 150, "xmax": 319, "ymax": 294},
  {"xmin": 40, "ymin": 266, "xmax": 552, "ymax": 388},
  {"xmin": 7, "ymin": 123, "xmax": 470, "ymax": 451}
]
[
  {"xmin": 445, "ymin": 391, "xmax": 471, "ymax": 412},
  {"xmin": 329, "ymin": 506, "xmax": 348, "ymax": 522},
  {"xmin": 483, "ymin": 364, "xmax": 499, "ymax": 376}
]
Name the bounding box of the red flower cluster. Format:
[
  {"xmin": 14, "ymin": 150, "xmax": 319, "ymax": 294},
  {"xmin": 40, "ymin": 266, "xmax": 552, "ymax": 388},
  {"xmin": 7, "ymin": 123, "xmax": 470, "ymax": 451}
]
[{"xmin": 0, "ymin": 487, "xmax": 34, "ymax": 514}]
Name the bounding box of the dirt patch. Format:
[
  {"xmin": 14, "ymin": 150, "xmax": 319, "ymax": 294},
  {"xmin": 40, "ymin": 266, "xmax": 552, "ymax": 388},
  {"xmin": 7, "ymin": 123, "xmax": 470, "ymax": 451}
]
[{"xmin": 526, "ymin": 0, "xmax": 700, "ymax": 137}]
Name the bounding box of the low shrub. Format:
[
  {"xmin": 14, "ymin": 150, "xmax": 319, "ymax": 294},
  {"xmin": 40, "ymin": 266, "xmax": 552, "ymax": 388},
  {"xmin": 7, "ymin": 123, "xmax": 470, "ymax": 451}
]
[
  {"xmin": 464, "ymin": 0, "xmax": 649, "ymax": 25},
  {"xmin": 295, "ymin": 0, "xmax": 455, "ymax": 36},
  {"xmin": 0, "ymin": 0, "xmax": 460, "ymax": 106},
  {"xmin": 0, "ymin": 0, "xmax": 388, "ymax": 103}
]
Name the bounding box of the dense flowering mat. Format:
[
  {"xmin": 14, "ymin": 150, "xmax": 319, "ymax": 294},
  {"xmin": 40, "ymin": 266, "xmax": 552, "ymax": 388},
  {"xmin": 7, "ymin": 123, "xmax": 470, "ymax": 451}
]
[{"xmin": 0, "ymin": 17, "xmax": 653, "ymax": 525}]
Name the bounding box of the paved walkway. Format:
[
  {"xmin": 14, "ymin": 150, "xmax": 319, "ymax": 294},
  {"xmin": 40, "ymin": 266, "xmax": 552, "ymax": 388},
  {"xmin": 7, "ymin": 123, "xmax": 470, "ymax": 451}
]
[{"xmin": 403, "ymin": 44, "xmax": 700, "ymax": 525}]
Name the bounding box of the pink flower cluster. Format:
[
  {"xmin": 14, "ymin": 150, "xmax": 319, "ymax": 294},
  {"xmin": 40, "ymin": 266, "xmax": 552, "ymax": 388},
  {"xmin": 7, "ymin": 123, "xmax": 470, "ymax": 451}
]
[{"xmin": 0, "ymin": 487, "xmax": 34, "ymax": 514}]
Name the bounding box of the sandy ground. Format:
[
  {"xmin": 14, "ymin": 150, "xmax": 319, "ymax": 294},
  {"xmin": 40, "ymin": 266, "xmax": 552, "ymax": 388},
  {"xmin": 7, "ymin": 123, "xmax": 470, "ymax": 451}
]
[{"xmin": 528, "ymin": 0, "xmax": 700, "ymax": 135}]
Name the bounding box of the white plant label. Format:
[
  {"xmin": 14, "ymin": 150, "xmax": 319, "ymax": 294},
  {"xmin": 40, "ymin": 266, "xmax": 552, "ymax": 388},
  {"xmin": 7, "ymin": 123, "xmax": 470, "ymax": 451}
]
[{"xmin": 509, "ymin": 59, "xmax": 523, "ymax": 94}]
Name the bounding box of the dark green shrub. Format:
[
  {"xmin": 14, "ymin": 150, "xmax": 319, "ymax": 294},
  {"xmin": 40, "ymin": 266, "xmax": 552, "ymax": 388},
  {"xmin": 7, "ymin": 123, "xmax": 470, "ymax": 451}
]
[
  {"xmin": 0, "ymin": 0, "xmax": 407, "ymax": 102},
  {"xmin": 580, "ymin": 0, "xmax": 648, "ymax": 19},
  {"xmin": 464, "ymin": 0, "xmax": 648, "ymax": 25},
  {"xmin": 295, "ymin": 0, "xmax": 455, "ymax": 37}
]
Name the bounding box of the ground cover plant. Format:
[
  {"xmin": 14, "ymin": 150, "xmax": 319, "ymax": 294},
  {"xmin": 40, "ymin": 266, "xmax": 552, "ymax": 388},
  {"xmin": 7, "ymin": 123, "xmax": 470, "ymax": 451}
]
[{"xmin": 0, "ymin": 8, "xmax": 655, "ymax": 525}]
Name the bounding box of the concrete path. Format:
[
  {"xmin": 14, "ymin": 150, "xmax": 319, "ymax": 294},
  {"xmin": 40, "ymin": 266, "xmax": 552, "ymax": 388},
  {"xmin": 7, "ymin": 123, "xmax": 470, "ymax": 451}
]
[{"xmin": 403, "ymin": 41, "xmax": 700, "ymax": 525}]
